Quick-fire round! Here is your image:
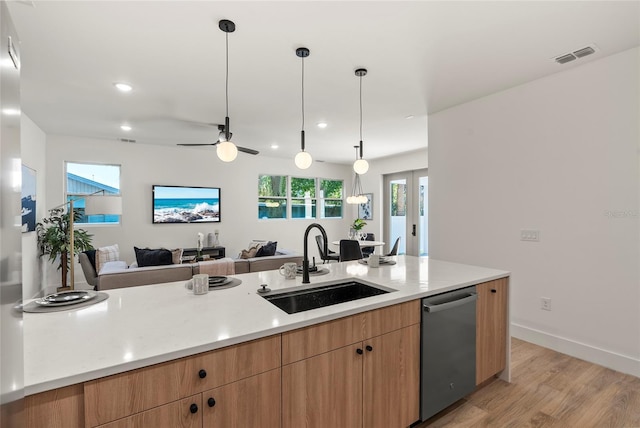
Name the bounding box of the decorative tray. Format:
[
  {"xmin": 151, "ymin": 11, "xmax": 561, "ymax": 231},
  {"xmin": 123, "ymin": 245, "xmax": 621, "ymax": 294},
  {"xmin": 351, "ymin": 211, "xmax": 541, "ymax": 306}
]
[
  {"xmin": 208, "ymin": 276, "xmax": 234, "ymax": 288},
  {"xmin": 358, "ymin": 257, "xmax": 396, "ymax": 266},
  {"xmin": 35, "ymin": 290, "xmax": 98, "ymax": 307}
]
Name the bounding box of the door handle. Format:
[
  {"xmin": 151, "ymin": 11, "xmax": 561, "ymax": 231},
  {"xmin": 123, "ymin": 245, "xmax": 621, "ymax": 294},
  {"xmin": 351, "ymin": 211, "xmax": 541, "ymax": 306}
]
[{"xmin": 412, "ymin": 224, "xmax": 416, "ymax": 236}]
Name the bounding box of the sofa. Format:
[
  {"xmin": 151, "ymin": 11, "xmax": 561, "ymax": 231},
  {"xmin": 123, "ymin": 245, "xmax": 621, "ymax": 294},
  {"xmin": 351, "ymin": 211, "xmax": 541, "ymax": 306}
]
[{"xmin": 80, "ymin": 252, "xmax": 303, "ymax": 291}]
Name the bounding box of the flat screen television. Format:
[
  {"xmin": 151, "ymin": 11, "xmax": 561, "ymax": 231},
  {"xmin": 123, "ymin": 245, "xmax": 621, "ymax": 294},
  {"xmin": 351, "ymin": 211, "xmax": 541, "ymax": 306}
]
[{"xmin": 152, "ymin": 185, "xmax": 221, "ymax": 224}]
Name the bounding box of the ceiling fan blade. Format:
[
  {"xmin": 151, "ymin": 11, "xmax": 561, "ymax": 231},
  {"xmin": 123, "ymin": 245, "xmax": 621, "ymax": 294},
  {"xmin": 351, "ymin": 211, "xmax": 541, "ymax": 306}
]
[
  {"xmin": 176, "ymin": 143, "xmax": 218, "ymax": 146},
  {"xmin": 237, "ymin": 146, "xmax": 259, "ymax": 155}
]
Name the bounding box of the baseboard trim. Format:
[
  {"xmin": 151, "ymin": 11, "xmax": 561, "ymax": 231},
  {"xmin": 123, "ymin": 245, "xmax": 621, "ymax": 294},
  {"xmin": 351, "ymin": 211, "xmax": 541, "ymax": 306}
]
[{"xmin": 511, "ymin": 323, "xmax": 640, "ymax": 378}]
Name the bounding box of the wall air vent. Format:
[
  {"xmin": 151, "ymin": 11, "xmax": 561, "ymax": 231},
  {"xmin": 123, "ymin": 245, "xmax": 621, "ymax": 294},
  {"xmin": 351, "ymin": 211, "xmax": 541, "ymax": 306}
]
[
  {"xmin": 553, "ymin": 44, "xmax": 598, "ymax": 65},
  {"xmin": 119, "ymin": 138, "xmax": 136, "ymax": 143}
]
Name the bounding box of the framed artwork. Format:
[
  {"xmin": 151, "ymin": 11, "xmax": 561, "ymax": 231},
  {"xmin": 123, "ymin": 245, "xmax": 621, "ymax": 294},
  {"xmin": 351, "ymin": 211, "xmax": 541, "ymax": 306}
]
[
  {"xmin": 21, "ymin": 164, "xmax": 37, "ymax": 233},
  {"xmin": 358, "ymin": 193, "xmax": 373, "ymax": 220}
]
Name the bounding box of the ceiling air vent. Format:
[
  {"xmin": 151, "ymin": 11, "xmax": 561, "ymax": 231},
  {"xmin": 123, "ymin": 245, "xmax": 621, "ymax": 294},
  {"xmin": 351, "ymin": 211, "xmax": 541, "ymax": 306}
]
[
  {"xmin": 553, "ymin": 44, "xmax": 598, "ymax": 65},
  {"xmin": 119, "ymin": 138, "xmax": 136, "ymax": 143}
]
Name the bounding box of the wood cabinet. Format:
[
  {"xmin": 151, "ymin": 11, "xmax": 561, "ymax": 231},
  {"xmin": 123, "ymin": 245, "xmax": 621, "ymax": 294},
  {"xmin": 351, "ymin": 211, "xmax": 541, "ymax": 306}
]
[
  {"xmin": 282, "ymin": 300, "xmax": 421, "ymax": 428},
  {"xmin": 25, "ymin": 383, "xmax": 84, "ymax": 428},
  {"xmin": 97, "ymin": 395, "xmax": 202, "ymax": 428},
  {"xmin": 476, "ymin": 277, "xmax": 509, "ymax": 385},
  {"xmin": 84, "ymin": 335, "xmax": 280, "ymax": 427}
]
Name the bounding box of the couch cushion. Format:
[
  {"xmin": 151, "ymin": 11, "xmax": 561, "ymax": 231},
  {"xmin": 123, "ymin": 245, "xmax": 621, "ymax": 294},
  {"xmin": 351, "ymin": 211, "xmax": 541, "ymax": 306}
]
[
  {"xmin": 98, "ymin": 264, "xmax": 193, "ymax": 291},
  {"xmin": 247, "ymin": 254, "xmax": 303, "ymax": 273},
  {"xmin": 134, "ymin": 247, "xmax": 173, "ymax": 267},
  {"xmin": 98, "ymin": 260, "xmax": 128, "ymax": 275}
]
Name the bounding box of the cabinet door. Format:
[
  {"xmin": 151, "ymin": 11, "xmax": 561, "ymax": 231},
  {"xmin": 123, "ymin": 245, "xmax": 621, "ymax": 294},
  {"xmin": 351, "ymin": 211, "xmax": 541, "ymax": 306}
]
[
  {"xmin": 202, "ymin": 369, "xmax": 280, "ymax": 428},
  {"xmin": 282, "ymin": 344, "xmax": 363, "ymax": 428},
  {"xmin": 363, "ymin": 325, "xmax": 420, "ymax": 428},
  {"xmin": 97, "ymin": 395, "xmax": 202, "ymax": 428},
  {"xmin": 476, "ymin": 277, "xmax": 509, "ymax": 385}
]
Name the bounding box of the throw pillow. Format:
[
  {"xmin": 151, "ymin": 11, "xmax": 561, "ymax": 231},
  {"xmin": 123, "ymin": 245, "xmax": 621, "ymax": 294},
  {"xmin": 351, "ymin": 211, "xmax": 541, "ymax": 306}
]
[
  {"xmin": 256, "ymin": 241, "xmax": 277, "ymax": 257},
  {"xmin": 239, "ymin": 244, "xmax": 260, "ymax": 259},
  {"xmin": 168, "ymin": 248, "xmax": 183, "ymax": 264},
  {"xmin": 95, "ymin": 244, "xmax": 120, "ymax": 272},
  {"xmin": 83, "ymin": 249, "xmax": 97, "ymax": 273},
  {"xmin": 134, "ymin": 247, "xmax": 173, "ymax": 267}
]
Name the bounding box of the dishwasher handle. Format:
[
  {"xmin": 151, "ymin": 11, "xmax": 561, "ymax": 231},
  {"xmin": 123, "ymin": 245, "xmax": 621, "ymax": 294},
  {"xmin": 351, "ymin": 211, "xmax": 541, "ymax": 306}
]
[{"xmin": 423, "ymin": 292, "xmax": 477, "ymax": 313}]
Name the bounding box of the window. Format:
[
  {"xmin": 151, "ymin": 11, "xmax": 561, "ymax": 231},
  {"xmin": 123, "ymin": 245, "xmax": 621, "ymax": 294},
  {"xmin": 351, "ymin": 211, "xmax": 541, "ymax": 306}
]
[
  {"xmin": 258, "ymin": 175, "xmax": 287, "ymax": 219},
  {"xmin": 320, "ymin": 179, "xmax": 343, "ymax": 218},
  {"xmin": 66, "ymin": 162, "xmax": 121, "ymax": 224},
  {"xmin": 258, "ymin": 175, "xmax": 343, "ymax": 220},
  {"xmin": 291, "ymin": 177, "xmax": 316, "ymax": 219}
]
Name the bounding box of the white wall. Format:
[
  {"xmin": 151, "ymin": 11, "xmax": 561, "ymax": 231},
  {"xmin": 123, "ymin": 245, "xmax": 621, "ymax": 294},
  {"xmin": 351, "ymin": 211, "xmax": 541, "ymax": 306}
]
[
  {"xmin": 429, "ymin": 48, "xmax": 640, "ymax": 376},
  {"xmin": 20, "ymin": 114, "xmax": 46, "ymax": 299},
  {"xmin": 43, "ymin": 135, "xmax": 354, "ymax": 288}
]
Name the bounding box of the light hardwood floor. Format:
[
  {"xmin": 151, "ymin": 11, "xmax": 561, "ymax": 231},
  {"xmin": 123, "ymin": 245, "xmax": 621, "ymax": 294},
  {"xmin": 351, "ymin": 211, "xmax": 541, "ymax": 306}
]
[{"xmin": 416, "ymin": 338, "xmax": 640, "ymax": 428}]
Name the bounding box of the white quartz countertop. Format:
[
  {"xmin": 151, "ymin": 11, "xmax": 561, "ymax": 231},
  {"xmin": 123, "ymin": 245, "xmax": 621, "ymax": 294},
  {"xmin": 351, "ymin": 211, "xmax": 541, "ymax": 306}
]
[{"xmin": 24, "ymin": 256, "xmax": 509, "ymax": 395}]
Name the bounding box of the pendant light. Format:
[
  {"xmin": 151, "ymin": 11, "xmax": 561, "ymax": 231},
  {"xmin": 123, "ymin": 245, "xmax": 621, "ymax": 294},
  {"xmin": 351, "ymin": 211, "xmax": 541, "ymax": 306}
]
[
  {"xmin": 217, "ymin": 19, "xmax": 238, "ymax": 162},
  {"xmin": 347, "ymin": 146, "xmax": 368, "ymax": 204},
  {"xmin": 353, "ymin": 68, "xmax": 369, "ymax": 174},
  {"xmin": 294, "ymin": 47, "xmax": 312, "ymax": 169}
]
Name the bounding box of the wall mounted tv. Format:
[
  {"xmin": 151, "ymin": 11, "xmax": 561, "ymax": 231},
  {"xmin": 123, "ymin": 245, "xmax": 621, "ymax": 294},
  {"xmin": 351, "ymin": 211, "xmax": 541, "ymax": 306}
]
[{"xmin": 152, "ymin": 185, "xmax": 220, "ymax": 224}]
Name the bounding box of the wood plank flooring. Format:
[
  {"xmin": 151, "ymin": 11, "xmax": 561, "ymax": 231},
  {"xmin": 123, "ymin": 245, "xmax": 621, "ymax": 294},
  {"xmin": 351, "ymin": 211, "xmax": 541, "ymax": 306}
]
[{"xmin": 416, "ymin": 338, "xmax": 640, "ymax": 428}]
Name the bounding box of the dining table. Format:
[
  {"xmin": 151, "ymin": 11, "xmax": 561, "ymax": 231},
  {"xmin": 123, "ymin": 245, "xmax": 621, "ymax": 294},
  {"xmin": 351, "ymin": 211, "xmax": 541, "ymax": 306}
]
[{"xmin": 331, "ymin": 239, "xmax": 386, "ymax": 254}]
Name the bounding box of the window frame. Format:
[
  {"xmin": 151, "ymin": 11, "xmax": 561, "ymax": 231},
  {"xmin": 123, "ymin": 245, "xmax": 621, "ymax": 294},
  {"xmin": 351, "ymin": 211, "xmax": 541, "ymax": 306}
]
[{"xmin": 65, "ymin": 161, "xmax": 121, "ymax": 226}]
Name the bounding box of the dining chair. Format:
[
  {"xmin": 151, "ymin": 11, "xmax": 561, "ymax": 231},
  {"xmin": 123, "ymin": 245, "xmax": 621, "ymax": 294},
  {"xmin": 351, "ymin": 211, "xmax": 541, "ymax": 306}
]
[
  {"xmin": 361, "ymin": 233, "xmax": 375, "ymax": 257},
  {"xmin": 316, "ymin": 234, "xmax": 339, "ymax": 263},
  {"xmin": 339, "ymin": 239, "xmax": 363, "ymax": 262},
  {"xmin": 385, "ymin": 237, "xmax": 401, "ymax": 256}
]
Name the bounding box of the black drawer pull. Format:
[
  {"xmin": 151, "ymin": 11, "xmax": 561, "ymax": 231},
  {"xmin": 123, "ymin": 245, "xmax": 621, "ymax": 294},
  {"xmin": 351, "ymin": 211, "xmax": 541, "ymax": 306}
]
[
  {"xmin": 199, "ymin": 369, "xmax": 207, "ymax": 379},
  {"xmin": 356, "ymin": 348, "xmax": 363, "ymax": 355},
  {"xmin": 208, "ymin": 397, "xmax": 216, "ymax": 407},
  {"xmin": 366, "ymin": 345, "xmax": 373, "ymax": 352},
  {"xmin": 491, "ymin": 289, "xmax": 497, "ymax": 293},
  {"xmin": 190, "ymin": 403, "xmax": 198, "ymax": 414}
]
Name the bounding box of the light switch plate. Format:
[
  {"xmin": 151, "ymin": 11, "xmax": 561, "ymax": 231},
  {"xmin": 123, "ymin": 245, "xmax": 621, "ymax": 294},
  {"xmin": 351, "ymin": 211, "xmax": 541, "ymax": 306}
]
[{"xmin": 521, "ymin": 229, "xmax": 540, "ymax": 242}]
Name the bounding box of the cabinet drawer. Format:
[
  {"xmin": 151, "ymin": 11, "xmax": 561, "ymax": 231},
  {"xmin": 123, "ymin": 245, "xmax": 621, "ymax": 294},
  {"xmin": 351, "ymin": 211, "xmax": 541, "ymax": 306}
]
[
  {"xmin": 85, "ymin": 335, "xmax": 280, "ymax": 427},
  {"xmin": 96, "ymin": 394, "xmax": 202, "ymax": 428},
  {"xmin": 26, "ymin": 383, "xmax": 84, "ymax": 428},
  {"xmin": 282, "ymin": 300, "xmax": 420, "ymax": 364}
]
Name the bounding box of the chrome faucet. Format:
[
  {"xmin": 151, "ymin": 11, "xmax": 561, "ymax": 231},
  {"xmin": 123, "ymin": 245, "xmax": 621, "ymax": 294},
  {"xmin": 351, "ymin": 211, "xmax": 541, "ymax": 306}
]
[{"xmin": 302, "ymin": 223, "xmax": 327, "ymax": 284}]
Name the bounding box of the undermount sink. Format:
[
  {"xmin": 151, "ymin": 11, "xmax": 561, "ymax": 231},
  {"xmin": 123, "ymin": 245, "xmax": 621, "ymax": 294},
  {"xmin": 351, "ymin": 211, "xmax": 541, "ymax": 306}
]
[{"xmin": 261, "ymin": 280, "xmax": 394, "ymax": 314}]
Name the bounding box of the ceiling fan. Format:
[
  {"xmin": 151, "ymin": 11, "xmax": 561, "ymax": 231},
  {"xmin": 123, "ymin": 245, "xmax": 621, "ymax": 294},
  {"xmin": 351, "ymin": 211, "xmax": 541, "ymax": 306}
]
[{"xmin": 176, "ymin": 123, "xmax": 259, "ymax": 155}]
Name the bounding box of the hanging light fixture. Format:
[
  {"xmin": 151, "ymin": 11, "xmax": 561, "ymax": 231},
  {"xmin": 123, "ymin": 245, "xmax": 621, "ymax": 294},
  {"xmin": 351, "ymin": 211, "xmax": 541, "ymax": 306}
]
[
  {"xmin": 217, "ymin": 19, "xmax": 238, "ymax": 162},
  {"xmin": 347, "ymin": 146, "xmax": 368, "ymax": 204},
  {"xmin": 353, "ymin": 68, "xmax": 369, "ymax": 174},
  {"xmin": 294, "ymin": 47, "xmax": 312, "ymax": 169}
]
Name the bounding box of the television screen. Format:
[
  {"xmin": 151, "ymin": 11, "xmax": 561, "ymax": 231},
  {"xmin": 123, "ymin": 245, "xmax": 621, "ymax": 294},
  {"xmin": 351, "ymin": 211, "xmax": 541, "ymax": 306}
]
[{"xmin": 153, "ymin": 185, "xmax": 220, "ymax": 224}]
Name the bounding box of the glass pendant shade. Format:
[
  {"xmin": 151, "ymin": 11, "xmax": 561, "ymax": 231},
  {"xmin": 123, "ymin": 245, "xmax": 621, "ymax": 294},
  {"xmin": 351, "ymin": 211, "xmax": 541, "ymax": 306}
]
[
  {"xmin": 295, "ymin": 150, "xmax": 312, "ymax": 169},
  {"xmin": 353, "ymin": 158, "xmax": 369, "ymax": 174},
  {"xmin": 217, "ymin": 141, "xmax": 238, "ymax": 162}
]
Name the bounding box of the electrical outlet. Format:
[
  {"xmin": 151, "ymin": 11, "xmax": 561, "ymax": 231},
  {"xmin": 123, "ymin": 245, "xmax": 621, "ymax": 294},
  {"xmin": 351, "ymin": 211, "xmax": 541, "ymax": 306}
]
[
  {"xmin": 521, "ymin": 229, "xmax": 540, "ymax": 242},
  {"xmin": 541, "ymin": 297, "xmax": 552, "ymax": 311}
]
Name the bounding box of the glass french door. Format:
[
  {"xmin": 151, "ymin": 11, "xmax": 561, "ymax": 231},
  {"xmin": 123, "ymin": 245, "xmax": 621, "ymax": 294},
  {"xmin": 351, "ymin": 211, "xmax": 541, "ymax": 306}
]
[{"xmin": 383, "ymin": 169, "xmax": 428, "ymax": 257}]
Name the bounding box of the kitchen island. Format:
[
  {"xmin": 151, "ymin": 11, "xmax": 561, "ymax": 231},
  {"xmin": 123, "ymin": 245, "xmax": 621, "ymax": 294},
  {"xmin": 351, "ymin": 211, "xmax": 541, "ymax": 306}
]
[{"xmin": 24, "ymin": 256, "xmax": 510, "ymax": 427}]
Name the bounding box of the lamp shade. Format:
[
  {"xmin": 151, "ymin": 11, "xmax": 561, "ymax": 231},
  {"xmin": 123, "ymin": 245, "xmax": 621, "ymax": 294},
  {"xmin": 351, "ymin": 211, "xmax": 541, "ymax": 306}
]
[
  {"xmin": 85, "ymin": 195, "xmax": 122, "ymax": 216},
  {"xmin": 217, "ymin": 141, "xmax": 238, "ymax": 162},
  {"xmin": 295, "ymin": 150, "xmax": 313, "ymax": 169}
]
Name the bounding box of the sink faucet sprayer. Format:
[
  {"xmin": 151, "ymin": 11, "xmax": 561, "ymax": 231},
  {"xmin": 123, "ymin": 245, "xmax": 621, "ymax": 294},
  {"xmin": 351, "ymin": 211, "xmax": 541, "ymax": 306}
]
[{"xmin": 302, "ymin": 223, "xmax": 327, "ymax": 284}]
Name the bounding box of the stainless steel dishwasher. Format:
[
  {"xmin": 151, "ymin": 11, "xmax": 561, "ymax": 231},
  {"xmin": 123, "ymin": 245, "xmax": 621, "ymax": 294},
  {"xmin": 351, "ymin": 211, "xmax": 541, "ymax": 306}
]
[{"xmin": 420, "ymin": 286, "xmax": 477, "ymax": 421}]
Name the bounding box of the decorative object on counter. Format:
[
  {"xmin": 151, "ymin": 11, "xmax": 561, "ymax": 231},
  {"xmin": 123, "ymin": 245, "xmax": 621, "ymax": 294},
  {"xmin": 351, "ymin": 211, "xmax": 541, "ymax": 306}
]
[
  {"xmin": 358, "ymin": 193, "xmax": 373, "ymax": 220},
  {"xmin": 207, "ymin": 230, "xmax": 221, "ymax": 247},
  {"xmin": 294, "ymin": 47, "xmax": 313, "ymax": 169},
  {"xmin": 22, "ymin": 291, "xmax": 109, "ymax": 313},
  {"xmin": 368, "ymin": 254, "xmax": 380, "ymax": 268},
  {"xmin": 197, "ymin": 232, "xmax": 204, "ymax": 259},
  {"xmin": 257, "ymin": 283, "xmax": 271, "ymax": 293},
  {"xmin": 279, "ymin": 262, "xmax": 297, "ymax": 280}
]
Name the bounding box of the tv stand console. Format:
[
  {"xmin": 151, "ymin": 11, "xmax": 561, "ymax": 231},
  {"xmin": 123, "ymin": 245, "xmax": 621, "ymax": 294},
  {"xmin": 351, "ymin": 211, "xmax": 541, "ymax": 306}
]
[{"xmin": 181, "ymin": 246, "xmax": 226, "ymax": 262}]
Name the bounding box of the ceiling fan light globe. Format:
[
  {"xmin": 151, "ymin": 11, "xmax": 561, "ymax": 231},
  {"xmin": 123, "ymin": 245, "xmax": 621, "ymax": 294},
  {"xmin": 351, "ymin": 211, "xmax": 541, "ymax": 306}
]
[
  {"xmin": 217, "ymin": 141, "xmax": 238, "ymax": 162},
  {"xmin": 295, "ymin": 151, "xmax": 313, "ymax": 169},
  {"xmin": 353, "ymin": 159, "xmax": 369, "ymax": 174}
]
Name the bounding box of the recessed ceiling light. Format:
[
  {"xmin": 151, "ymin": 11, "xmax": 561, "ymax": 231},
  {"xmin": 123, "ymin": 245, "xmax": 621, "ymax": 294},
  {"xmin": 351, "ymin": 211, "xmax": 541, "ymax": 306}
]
[
  {"xmin": 405, "ymin": 115, "xmax": 414, "ymax": 120},
  {"xmin": 271, "ymin": 144, "xmax": 279, "ymax": 149},
  {"xmin": 120, "ymin": 124, "xmax": 132, "ymax": 131},
  {"xmin": 317, "ymin": 122, "xmax": 328, "ymax": 129},
  {"xmin": 2, "ymin": 108, "xmax": 20, "ymax": 116},
  {"xmin": 114, "ymin": 82, "xmax": 133, "ymax": 92}
]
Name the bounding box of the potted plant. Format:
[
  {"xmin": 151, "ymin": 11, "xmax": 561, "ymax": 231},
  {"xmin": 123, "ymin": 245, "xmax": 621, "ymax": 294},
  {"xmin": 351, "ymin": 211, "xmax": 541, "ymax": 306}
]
[
  {"xmin": 37, "ymin": 207, "xmax": 94, "ymax": 288},
  {"xmin": 350, "ymin": 218, "xmax": 367, "ymax": 239}
]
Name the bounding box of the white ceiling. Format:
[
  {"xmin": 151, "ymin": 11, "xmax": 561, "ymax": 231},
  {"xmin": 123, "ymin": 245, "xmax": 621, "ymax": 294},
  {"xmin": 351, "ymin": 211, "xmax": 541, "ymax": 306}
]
[{"xmin": 7, "ymin": 1, "xmax": 640, "ymax": 164}]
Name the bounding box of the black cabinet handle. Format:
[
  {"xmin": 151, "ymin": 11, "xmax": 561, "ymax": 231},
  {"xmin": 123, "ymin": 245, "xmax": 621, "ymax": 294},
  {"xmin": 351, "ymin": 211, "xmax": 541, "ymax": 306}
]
[
  {"xmin": 190, "ymin": 403, "xmax": 198, "ymax": 414},
  {"xmin": 491, "ymin": 289, "xmax": 497, "ymax": 293},
  {"xmin": 199, "ymin": 369, "xmax": 207, "ymax": 379},
  {"xmin": 356, "ymin": 348, "xmax": 363, "ymax": 355},
  {"xmin": 366, "ymin": 345, "xmax": 373, "ymax": 352},
  {"xmin": 208, "ymin": 397, "xmax": 216, "ymax": 407}
]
